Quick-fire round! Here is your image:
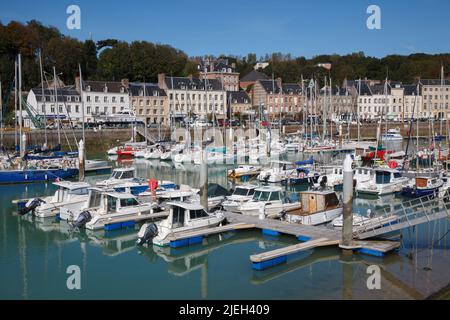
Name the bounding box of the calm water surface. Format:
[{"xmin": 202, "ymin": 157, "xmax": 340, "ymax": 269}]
[{"xmin": 0, "ymin": 140, "xmax": 449, "ymax": 299}]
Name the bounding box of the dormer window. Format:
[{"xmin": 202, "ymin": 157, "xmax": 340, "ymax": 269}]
[
  {"xmin": 104, "ymin": 86, "xmax": 108, "ymax": 93},
  {"xmin": 86, "ymin": 85, "xmax": 91, "ymax": 92},
  {"xmin": 153, "ymin": 90, "xmax": 158, "ymax": 96},
  {"xmin": 120, "ymin": 87, "xmax": 125, "ymax": 93}
]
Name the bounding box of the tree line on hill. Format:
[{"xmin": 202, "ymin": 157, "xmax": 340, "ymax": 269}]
[{"xmin": 1, "ymin": 20, "xmax": 449, "ymax": 115}]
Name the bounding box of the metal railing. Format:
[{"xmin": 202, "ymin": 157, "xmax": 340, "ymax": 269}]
[{"xmin": 354, "ymin": 189, "xmax": 450, "ymax": 239}]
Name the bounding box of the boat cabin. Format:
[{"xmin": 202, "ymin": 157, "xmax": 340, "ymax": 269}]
[
  {"xmin": 52, "ymin": 181, "xmax": 90, "ymax": 202},
  {"xmin": 252, "ymin": 186, "xmax": 282, "ymax": 202},
  {"xmin": 269, "ymin": 161, "xmax": 297, "ymax": 171},
  {"xmin": 299, "ymin": 190, "xmax": 340, "ymax": 215},
  {"xmin": 374, "ymin": 168, "xmax": 402, "ymax": 184},
  {"xmin": 100, "ymin": 192, "xmax": 142, "ymax": 214},
  {"xmin": 415, "ymin": 177, "xmax": 439, "ymax": 189},
  {"xmin": 232, "ymin": 185, "xmax": 256, "ymax": 197},
  {"xmin": 166, "ymin": 202, "xmax": 210, "ymax": 229},
  {"xmin": 109, "ymin": 167, "xmax": 136, "ymax": 180}
]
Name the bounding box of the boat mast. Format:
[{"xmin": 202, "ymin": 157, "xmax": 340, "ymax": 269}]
[
  {"xmin": 78, "ymin": 64, "xmax": 86, "ymax": 146},
  {"xmin": 329, "ymin": 76, "xmax": 333, "ymax": 142},
  {"xmin": 53, "ymin": 66, "xmax": 61, "ymax": 146},
  {"xmin": 0, "ymin": 80, "xmax": 3, "ymax": 151},
  {"xmin": 18, "ymin": 54, "xmax": 23, "ymax": 158},
  {"xmin": 14, "ymin": 59, "xmax": 18, "ymax": 149},
  {"xmin": 357, "ymin": 78, "xmax": 361, "ymax": 141},
  {"xmin": 322, "ymin": 76, "xmax": 327, "ymax": 141},
  {"xmin": 38, "ymin": 49, "xmax": 47, "ymax": 146},
  {"xmin": 440, "ymin": 65, "xmax": 444, "ymax": 138}
]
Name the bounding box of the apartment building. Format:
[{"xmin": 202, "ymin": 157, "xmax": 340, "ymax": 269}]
[
  {"xmin": 198, "ymin": 58, "xmax": 240, "ymax": 92},
  {"xmin": 128, "ymin": 82, "xmax": 168, "ymax": 125},
  {"xmin": 420, "ymin": 79, "xmax": 450, "ymax": 119}
]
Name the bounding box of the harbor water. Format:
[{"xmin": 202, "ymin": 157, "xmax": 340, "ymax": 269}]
[{"xmin": 0, "ymin": 140, "xmax": 449, "ymax": 299}]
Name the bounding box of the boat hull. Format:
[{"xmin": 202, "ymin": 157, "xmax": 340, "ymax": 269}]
[{"xmin": 0, "ymin": 168, "xmax": 78, "ymax": 184}]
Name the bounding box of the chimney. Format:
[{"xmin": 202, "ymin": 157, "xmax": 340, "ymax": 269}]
[
  {"xmin": 75, "ymin": 76, "xmax": 81, "ymax": 94},
  {"xmin": 276, "ymin": 77, "xmax": 282, "ymax": 90},
  {"xmin": 231, "ymin": 62, "xmax": 236, "ymax": 70},
  {"xmin": 158, "ymin": 73, "xmax": 167, "ymax": 89},
  {"xmin": 121, "ymin": 78, "xmax": 129, "ymax": 88}
]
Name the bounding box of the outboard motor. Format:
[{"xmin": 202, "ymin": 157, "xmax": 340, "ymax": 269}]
[
  {"xmin": 320, "ymin": 176, "xmax": 328, "ymax": 189},
  {"xmin": 136, "ymin": 222, "xmax": 158, "ymax": 246},
  {"xmin": 19, "ymin": 198, "xmax": 45, "ymax": 215},
  {"xmin": 73, "ymin": 211, "xmax": 92, "ymax": 228}
]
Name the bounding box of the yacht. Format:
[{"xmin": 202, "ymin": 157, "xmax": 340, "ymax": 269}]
[
  {"xmin": 257, "ymin": 161, "xmax": 297, "ymax": 183},
  {"xmin": 60, "ymin": 190, "xmax": 161, "ymax": 230},
  {"xmin": 221, "ymin": 184, "xmax": 257, "ymax": 212},
  {"xmin": 282, "ymin": 190, "xmax": 342, "ymax": 226},
  {"xmin": 238, "ymin": 186, "xmax": 301, "ymax": 217},
  {"xmin": 136, "ymin": 202, "xmax": 225, "ymax": 246},
  {"xmin": 356, "ymin": 168, "xmax": 410, "ymax": 196},
  {"xmin": 16, "ymin": 181, "xmax": 90, "ymax": 217},
  {"xmin": 381, "ymin": 128, "xmax": 403, "ymax": 141}
]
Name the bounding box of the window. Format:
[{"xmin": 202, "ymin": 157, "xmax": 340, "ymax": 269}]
[
  {"xmin": 120, "ymin": 198, "xmax": 139, "ymax": 207},
  {"xmin": 88, "ymin": 190, "xmax": 102, "ymax": 208},
  {"xmin": 75, "ymin": 105, "xmax": 79, "ymax": 113},
  {"xmin": 87, "ymin": 96, "xmax": 91, "ymax": 102},
  {"xmin": 70, "ymin": 188, "xmax": 89, "ymax": 195},
  {"xmin": 269, "ymin": 191, "xmax": 281, "ymax": 201},
  {"xmin": 172, "ymin": 206, "xmax": 185, "ymax": 228},
  {"xmin": 120, "ymin": 97, "xmax": 124, "ymax": 103},
  {"xmin": 189, "ymin": 209, "xmax": 209, "ymax": 219},
  {"xmin": 107, "ymin": 196, "xmax": 117, "ymax": 213},
  {"xmin": 104, "ymin": 96, "xmax": 108, "ymax": 103},
  {"xmin": 112, "ymin": 97, "xmax": 116, "ymax": 103}
]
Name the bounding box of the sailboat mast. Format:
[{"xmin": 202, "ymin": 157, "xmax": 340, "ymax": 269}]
[
  {"xmin": 53, "ymin": 66, "xmax": 61, "ymax": 146},
  {"xmin": 0, "ymin": 80, "xmax": 3, "ymax": 151},
  {"xmin": 14, "ymin": 59, "xmax": 18, "ymax": 148},
  {"xmin": 329, "ymin": 76, "xmax": 333, "ymax": 142},
  {"xmin": 78, "ymin": 64, "xmax": 85, "ymax": 145},
  {"xmin": 323, "ymin": 76, "xmax": 327, "ymax": 140},
  {"xmin": 357, "ymin": 78, "xmax": 361, "ymax": 141},
  {"xmin": 18, "ymin": 54, "xmax": 23, "ymax": 157},
  {"xmin": 38, "ymin": 49, "xmax": 47, "ymax": 146}
]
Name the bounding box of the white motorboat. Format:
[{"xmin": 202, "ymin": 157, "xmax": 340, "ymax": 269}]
[
  {"xmin": 15, "ymin": 181, "xmax": 90, "ymax": 218},
  {"xmin": 144, "ymin": 146, "xmax": 163, "ymax": 160},
  {"xmin": 107, "ymin": 146, "xmax": 118, "ymax": 155},
  {"xmin": 257, "ymin": 160, "xmax": 297, "ymax": 183},
  {"xmin": 381, "ymin": 128, "xmax": 403, "ymax": 141},
  {"xmin": 222, "ymin": 184, "xmax": 257, "ymax": 212},
  {"xmin": 96, "ymin": 167, "xmax": 137, "ymax": 187},
  {"xmin": 331, "ymin": 213, "xmax": 377, "ymax": 228},
  {"xmin": 356, "ymin": 168, "xmax": 410, "ymax": 196},
  {"xmin": 61, "ymin": 190, "xmax": 161, "ymax": 230},
  {"xmin": 283, "ymin": 190, "xmax": 342, "ymax": 226},
  {"xmin": 238, "ymin": 186, "xmax": 301, "ymax": 217},
  {"xmin": 136, "ymin": 202, "xmax": 225, "ymax": 246}
]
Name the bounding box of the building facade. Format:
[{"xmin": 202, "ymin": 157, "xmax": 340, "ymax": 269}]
[
  {"xmin": 128, "ymin": 82, "xmax": 168, "ymax": 125},
  {"xmin": 420, "ymin": 79, "xmax": 450, "ymax": 119},
  {"xmin": 158, "ymin": 73, "xmax": 227, "ymax": 122},
  {"xmin": 228, "ymin": 91, "xmax": 252, "ymax": 117},
  {"xmin": 251, "ymin": 78, "xmax": 304, "ymax": 120},
  {"xmin": 198, "ymin": 59, "xmax": 240, "ymax": 92},
  {"xmin": 76, "ymin": 79, "xmax": 130, "ymax": 123}
]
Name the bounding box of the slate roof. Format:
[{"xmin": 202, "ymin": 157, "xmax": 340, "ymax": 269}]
[
  {"xmin": 257, "ymin": 79, "xmax": 302, "ymax": 94},
  {"xmin": 128, "ymin": 82, "xmax": 167, "ymax": 97},
  {"xmin": 31, "ymin": 85, "xmax": 80, "ymax": 102},
  {"xmin": 419, "ymin": 79, "xmax": 450, "ymax": 86},
  {"xmin": 241, "ymin": 70, "xmax": 269, "ymax": 82},
  {"xmin": 83, "ymin": 81, "xmax": 128, "ymax": 93},
  {"xmin": 164, "ymin": 76, "xmax": 223, "ymax": 91},
  {"xmin": 229, "ymin": 91, "xmax": 250, "ymax": 104}
]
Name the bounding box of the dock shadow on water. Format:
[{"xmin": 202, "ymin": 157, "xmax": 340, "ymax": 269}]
[{"xmin": 1, "ymin": 149, "xmax": 449, "ymax": 299}]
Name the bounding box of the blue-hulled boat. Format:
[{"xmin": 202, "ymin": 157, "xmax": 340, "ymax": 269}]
[
  {"xmin": 282, "ymin": 167, "xmax": 320, "ymax": 185},
  {"xmin": 401, "ymin": 176, "xmax": 443, "ymax": 198},
  {"xmin": 0, "ymin": 167, "xmax": 78, "ymax": 184}
]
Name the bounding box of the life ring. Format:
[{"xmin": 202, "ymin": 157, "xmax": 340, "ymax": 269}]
[{"xmin": 388, "ymin": 161, "xmax": 397, "ymax": 169}]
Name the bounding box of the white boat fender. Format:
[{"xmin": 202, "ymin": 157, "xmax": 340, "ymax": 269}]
[
  {"xmin": 136, "ymin": 222, "xmax": 158, "ymax": 246},
  {"xmin": 19, "ymin": 198, "xmax": 45, "ymax": 215}
]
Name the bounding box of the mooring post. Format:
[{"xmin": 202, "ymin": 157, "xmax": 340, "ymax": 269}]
[
  {"xmin": 340, "ymin": 154, "xmax": 354, "ymax": 250},
  {"xmin": 200, "ymin": 149, "xmax": 208, "ymax": 211},
  {"xmin": 78, "ymin": 139, "xmax": 85, "ymax": 182}
]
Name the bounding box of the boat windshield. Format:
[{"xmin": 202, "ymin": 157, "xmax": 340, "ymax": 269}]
[
  {"xmin": 259, "ymin": 191, "xmax": 271, "ymax": 201},
  {"xmin": 234, "ymin": 188, "xmax": 249, "ymax": 196},
  {"xmin": 376, "ymin": 171, "xmax": 391, "ymax": 184},
  {"xmin": 120, "ymin": 198, "xmax": 139, "ymax": 207},
  {"xmin": 69, "ymin": 187, "xmax": 89, "ymax": 195}
]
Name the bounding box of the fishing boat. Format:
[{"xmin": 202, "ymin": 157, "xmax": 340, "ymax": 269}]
[
  {"xmin": 238, "ymin": 186, "xmax": 301, "ymax": 217},
  {"xmin": 221, "ymin": 184, "xmax": 257, "ymax": 212},
  {"xmin": 14, "ymin": 181, "xmax": 90, "ymax": 217},
  {"xmin": 61, "ymin": 190, "xmax": 160, "ymax": 230},
  {"xmin": 282, "ymin": 190, "xmax": 342, "ymax": 226},
  {"xmin": 257, "ymin": 160, "xmax": 297, "ymax": 183},
  {"xmin": 401, "ymin": 176, "xmax": 443, "ymax": 198},
  {"xmin": 95, "ymin": 167, "xmax": 154, "ymax": 195},
  {"xmin": 381, "ymin": 128, "xmax": 403, "ymax": 141},
  {"xmin": 356, "ymin": 168, "xmax": 410, "ymax": 196},
  {"xmin": 136, "ymin": 202, "xmax": 225, "ymax": 246}
]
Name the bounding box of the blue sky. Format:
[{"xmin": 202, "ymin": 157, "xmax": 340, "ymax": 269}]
[{"xmin": 1, "ymin": 0, "xmax": 449, "ymax": 58}]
